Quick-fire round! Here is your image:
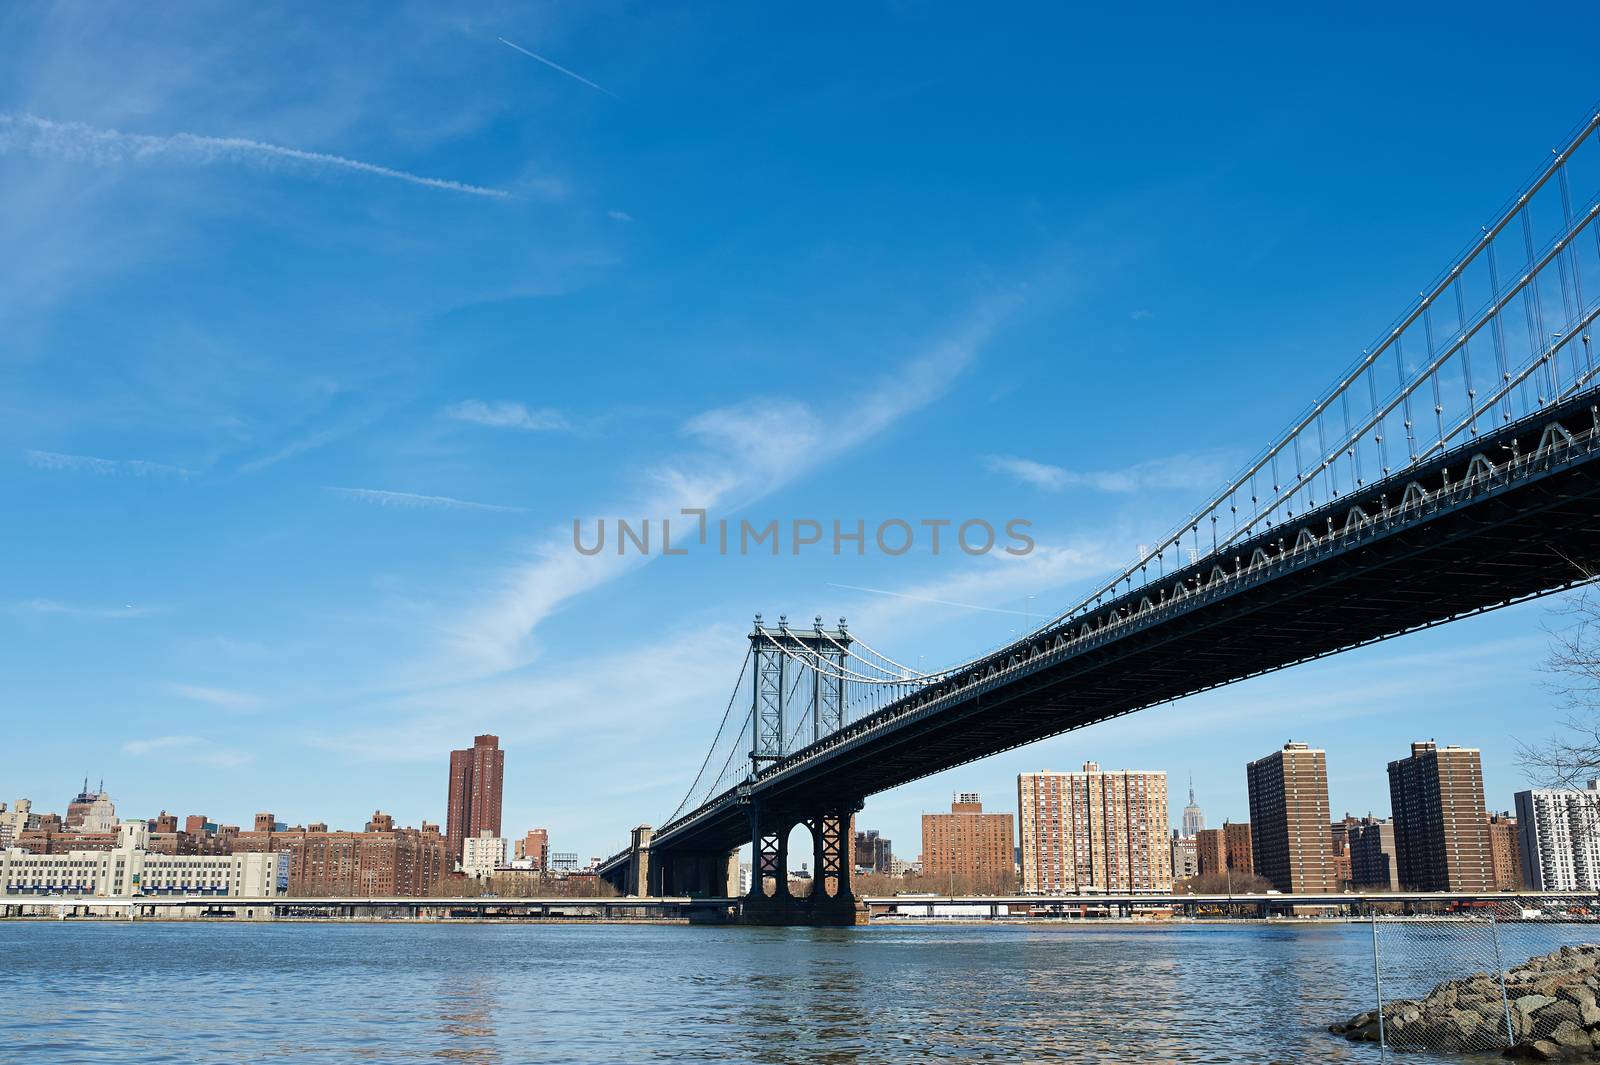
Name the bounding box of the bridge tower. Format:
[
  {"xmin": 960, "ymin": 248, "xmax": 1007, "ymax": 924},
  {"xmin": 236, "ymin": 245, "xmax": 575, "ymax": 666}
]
[{"xmin": 744, "ymin": 615, "xmax": 867, "ymax": 925}]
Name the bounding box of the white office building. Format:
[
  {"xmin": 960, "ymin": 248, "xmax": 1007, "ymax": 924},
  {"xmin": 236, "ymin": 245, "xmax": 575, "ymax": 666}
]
[
  {"xmin": 0, "ymin": 821, "xmax": 287, "ymax": 898},
  {"xmin": 1515, "ymin": 782, "xmax": 1600, "ymax": 890}
]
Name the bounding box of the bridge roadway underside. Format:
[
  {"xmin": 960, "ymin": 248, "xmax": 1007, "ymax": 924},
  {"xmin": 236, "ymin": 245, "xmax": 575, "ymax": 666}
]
[{"xmin": 655, "ymin": 398, "xmax": 1600, "ymax": 857}]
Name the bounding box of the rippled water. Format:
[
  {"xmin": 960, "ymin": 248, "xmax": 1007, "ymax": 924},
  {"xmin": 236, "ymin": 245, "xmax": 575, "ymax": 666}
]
[{"xmin": 2, "ymin": 919, "xmax": 1596, "ymax": 1063}]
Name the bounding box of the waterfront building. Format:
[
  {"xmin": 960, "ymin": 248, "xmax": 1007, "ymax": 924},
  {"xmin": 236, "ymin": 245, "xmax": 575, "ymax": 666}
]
[
  {"xmin": 1515, "ymin": 782, "xmax": 1600, "ymax": 891},
  {"xmin": 921, "ymin": 794, "xmax": 1014, "ymax": 891},
  {"xmin": 515, "ymin": 829, "xmax": 550, "ymax": 870},
  {"xmin": 462, "ymin": 832, "xmax": 508, "ymax": 878},
  {"xmin": 1388, "ymin": 742, "xmax": 1493, "ymax": 891},
  {"xmin": 1171, "ymin": 832, "xmax": 1199, "ymax": 880},
  {"xmin": 1346, "ymin": 817, "xmax": 1400, "ymax": 890},
  {"xmin": 854, "ymin": 829, "xmax": 893, "ymax": 875},
  {"xmin": 446, "ymin": 734, "xmax": 505, "ymax": 863},
  {"xmin": 229, "ymin": 812, "xmax": 448, "ymax": 896},
  {"xmin": 1246, "ymin": 742, "xmax": 1335, "ymax": 894},
  {"xmin": 1487, "ymin": 812, "xmax": 1522, "ymax": 891},
  {"xmin": 0, "ymin": 821, "xmax": 286, "ymax": 897},
  {"xmin": 1017, "ymin": 765, "xmax": 1171, "ymax": 894},
  {"xmin": 1181, "ymin": 777, "xmax": 1205, "ymax": 838}
]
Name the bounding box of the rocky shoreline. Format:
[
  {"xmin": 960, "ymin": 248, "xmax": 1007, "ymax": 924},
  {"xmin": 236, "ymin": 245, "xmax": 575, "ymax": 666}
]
[{"xmin": 1331, "ymin": 945, "xmax": 1600, "ymax": 1061}]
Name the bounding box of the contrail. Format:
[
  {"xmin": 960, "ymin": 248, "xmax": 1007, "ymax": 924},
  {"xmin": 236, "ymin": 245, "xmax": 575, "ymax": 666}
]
[
  {"xmin": 498, "ymin": 36, "xmax": 618, "ymax": 99},
  {"xmin": 326, "ymin": 487, "xmax": 528, "ymax": 513},
  {"xmin": 0, "ymin": 113, "xmax": 509, "ymax": 198},
  {"xmin": 825, "ymin": 582, "xmax": 1038, "ymax": 617}
]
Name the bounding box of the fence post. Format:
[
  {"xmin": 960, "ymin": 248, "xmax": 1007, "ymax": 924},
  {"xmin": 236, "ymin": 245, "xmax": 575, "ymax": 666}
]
[
  {"xmin": 1371, "ymin": 908, "xmax": 1387, "ymax": 1053},
  {"xmin": 1490, "ymin": 909, "xmax": 1515, "ymax": 1047}
]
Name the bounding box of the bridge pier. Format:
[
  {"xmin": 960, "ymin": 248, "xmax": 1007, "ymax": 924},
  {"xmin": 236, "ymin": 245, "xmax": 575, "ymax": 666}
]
[{"xmin": 740, "ymin": 799, "xmax": 867, "ymax": 925}]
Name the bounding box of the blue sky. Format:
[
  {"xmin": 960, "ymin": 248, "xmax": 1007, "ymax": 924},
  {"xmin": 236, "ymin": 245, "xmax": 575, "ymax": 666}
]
[{"xmin": 1, "ymin": 3, "xmax": 1595, "ymax": 862}]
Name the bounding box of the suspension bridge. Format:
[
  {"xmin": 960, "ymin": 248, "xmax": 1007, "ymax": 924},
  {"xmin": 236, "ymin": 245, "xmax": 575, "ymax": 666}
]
[{"xmin": 599, "ymin": 110, "xmax": 1600, "ymax": 923}]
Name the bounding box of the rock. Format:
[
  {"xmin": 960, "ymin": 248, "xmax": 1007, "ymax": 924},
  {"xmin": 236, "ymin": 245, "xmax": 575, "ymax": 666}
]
[
  {"xmin": 1504, "ymin": 1038, "xmax": 1566, "ymax": 1061},
  {"xmin": 1550, "ymin": 1021, "xmax": 1592, "ymax": 1051}
]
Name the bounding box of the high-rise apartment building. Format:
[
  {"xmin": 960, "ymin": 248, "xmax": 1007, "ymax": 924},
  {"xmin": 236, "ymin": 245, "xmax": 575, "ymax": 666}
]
[
  {"xmin": 1181, "ymin": 777, "xmax": 1205, "ymax": 838},
  {"xmin": 1348, "ymin": 818, "xmax": 1400, "ymax": 890},
  {"xmin": 1486, "ymin": 812, "xmax": 1522, "ymax": 891},
  {"xmin": 1515, "ymin": 782, "xmax": 1600, "ymax": 891},
  {"xmin": 1388, "ymin": 742, "xmax": 1492, "ymax": 891},
  {"xmin": 1017, "ymin": 765, "xmax": 1171, "ymax": 894},
  {"xmin": 1246, "ymin": 742, "xmax": 1335, "ymax": 894},
  {"xmin": 921, "ymin": 794, "xmax": 1014, "ymax": 891},
  {"xmin": 446, "ymin": 734, "xmax": 505, "ymax": 864}
]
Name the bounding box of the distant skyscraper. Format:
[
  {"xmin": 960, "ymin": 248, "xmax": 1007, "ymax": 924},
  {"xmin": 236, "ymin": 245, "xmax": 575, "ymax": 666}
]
[
  {"xmin": 1515, "ymin": 783, "xmax": 1600, "ymax": 891},
  {"xmin": 853, "ymin": 829, "xmax": 893, "ymax": 875},
  {"xmin": 1018, "ymin": 765, "xmax": 1171, "ymax": 894},
  {"xmin": 1181, "ymin": 777, "xmax": 1205, "ymax": 838},
  {"xmin": 1348, "ymin": 819, "xmax": 1400, "ymax": 890},
  {"xmin": 1388, "ymin": 742, "xmax": 1492, "ymax": 891},
  {"xmin": 65, "ymin": 778, "xmax": 110, "ymax": 831},
  {"xmin": 446, "ymin": 734, "xmax": 505, "ymax": 864},
  {"xmin": 1246, "ymin": 742, "xmax": 1335, "ymax": 894}
]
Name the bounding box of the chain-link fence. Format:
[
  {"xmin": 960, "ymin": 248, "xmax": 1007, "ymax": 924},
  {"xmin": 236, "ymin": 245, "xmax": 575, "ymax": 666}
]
[{"xmin": 1332, "ymin": 896, "xmax": 1600, "ymax": 1058}]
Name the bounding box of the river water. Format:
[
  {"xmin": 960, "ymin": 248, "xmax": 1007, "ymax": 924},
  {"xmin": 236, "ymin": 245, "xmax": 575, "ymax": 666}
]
[{"xmin": 2, "ymin": 919, "xmax": 1595, "ymax": 1063}]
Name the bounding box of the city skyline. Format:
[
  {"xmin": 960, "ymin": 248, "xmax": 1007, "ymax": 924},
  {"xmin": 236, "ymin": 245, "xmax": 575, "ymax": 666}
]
[{"xmin": 0, "ymin": 7, "xmax": 1593, "ymax": 861}]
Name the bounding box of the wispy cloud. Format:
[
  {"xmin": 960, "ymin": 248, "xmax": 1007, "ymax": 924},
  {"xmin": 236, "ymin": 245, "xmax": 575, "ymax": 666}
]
[
  {"xmin": 327, "ymin": 487, "xmax": 527, "ymax": 513},
  {"xmin": 607, "ymin": 209, "xmax": 634, "ymax": 222},
  {"xmin": 447, "ymin": 293, "xmax": 1022, "ymax": 675},
  {"xmin": 1130, "ymin": 308, "xmax": 1154, "ymax": 321},
  {"xmin": 121, "ymin": 735, "xmax": 250, "ymax": 767},
  {"xmin": 238, "ymin": 424, "xmax": 353, "ymax": 475},
  {"xmin": 0, "ymin": 113, "xmax": 509, "ymax": 198},
  {"xmin": 12, "ymin": 598, "xmax": 158, "ymax": 620},
  {"xmin": 167, "ymin": 683, "xmax": 263, "ymax": 712},
  {"xmin": 444, "ymin": 399, "xmax": 568, "ymax": 432},
  {"xmin": 826, "ymin": 582, "xmax": 1040, "ymax": 618},
  {"xmin": 498, "ymin": 37, "xmax": 619, "ymax": 100},
  {"xmin": 25, "ymin": 449, "xmax": 193, "ymax": 478},
  {"xmin": 986, "ymin": 452, "xmax": 1231, "ymax": 493}
]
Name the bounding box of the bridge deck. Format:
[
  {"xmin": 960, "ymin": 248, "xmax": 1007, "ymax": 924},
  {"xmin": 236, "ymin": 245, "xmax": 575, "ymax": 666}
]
[{"xmin": 641, "ymin": 396, "xmax": 1600, "ymax": 858}]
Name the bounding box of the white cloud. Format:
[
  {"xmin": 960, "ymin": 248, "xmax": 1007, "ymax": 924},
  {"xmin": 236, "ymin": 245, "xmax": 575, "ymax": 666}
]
[
  {"xmin": 1130, "ymin": 309, "xmax": 1154, "ymax": 321},
  {"xmin": 447, "ymin": 293, "xmax": 1021, "ymax": 675},
  {"xmin": 607, "ymin": 209, "xmax": 634, "ymax": 222},
  {"xmin": 167, "ymin": 683, "xmax": 262, "ymax": 711},
  {"xmin": 13, "ymin": 598, "xmax": 158, "ymax": 620},
  {"xmin": 0, "ymin": 113, "xmax": 510, "ymax": 198},
  {"xmin": 121, "ymin": 735, "xmax": 250, "ymax": 767},
  {"xmin": 326, "ymin": 487, "xmax": 527, "ymax": 513},
  {"xmin": 444, "ymin": 400, "xmax": 569, "ymax": 432},
  {"xmin": 238, "ymin": 424, "xmax": 353, "ymax": 474},
  {"xmin": 25, "ymin": 448, "xmax": 192, "ymax": 478},
  {"xmin": 987, "ymin": 452, "xmax": 1232, "ymax": 494}
]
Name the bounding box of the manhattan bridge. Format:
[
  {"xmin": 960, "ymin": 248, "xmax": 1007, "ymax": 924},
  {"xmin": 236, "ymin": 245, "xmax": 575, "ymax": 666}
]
[{"xmin": 599, "ymin": 111, "xmax": 1600, "ymax": 923}]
